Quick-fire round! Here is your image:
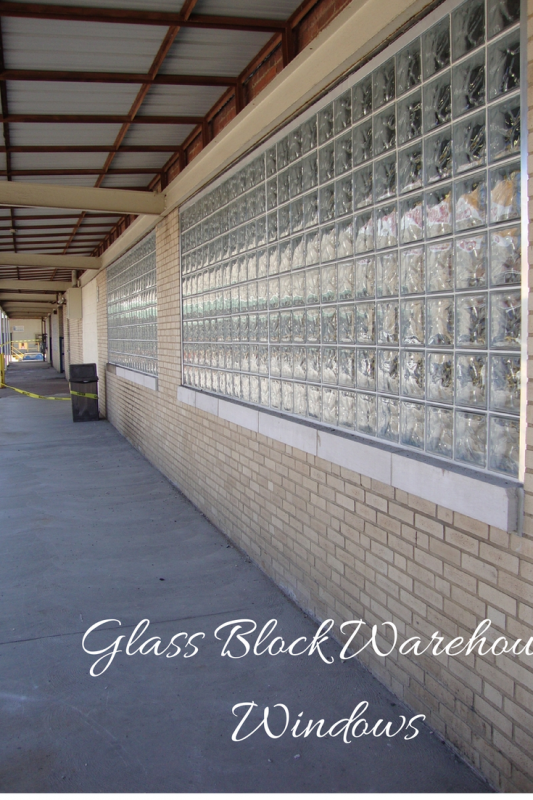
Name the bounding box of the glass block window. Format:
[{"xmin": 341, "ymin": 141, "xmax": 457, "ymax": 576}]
[
  {"xmin": 107, "ymin": 232, "xmax": 157, "ymax": 375},
  {"xmin": 180, "ymin": 0, "xmax": 523, "ymax": 480}
]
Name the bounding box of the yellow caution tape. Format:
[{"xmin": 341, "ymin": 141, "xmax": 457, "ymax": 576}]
[{"xmin": 0, "ymin": 382, "xmax": 97, "ymax": 401}]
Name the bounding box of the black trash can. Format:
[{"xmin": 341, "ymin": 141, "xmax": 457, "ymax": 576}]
[{"xmin": 70, "ymin": 363, "xmax": 99, "ymax": 422}]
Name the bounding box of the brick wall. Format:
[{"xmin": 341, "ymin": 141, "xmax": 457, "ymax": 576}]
[{"xmin": 66, "ymin": 317, "xmax": 83, "ymax": 373}]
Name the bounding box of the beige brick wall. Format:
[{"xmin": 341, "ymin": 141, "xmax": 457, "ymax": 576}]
[
  {"xmin": 66, "ymin": 317, "xmax": 83, "ymax": 375},
  {"xmin": 97, "ymin": 4, "xmax": 533, "ymax": 791}
]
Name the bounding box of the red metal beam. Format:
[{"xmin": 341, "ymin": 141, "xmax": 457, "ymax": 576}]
[
  {"xmin": 0, "ymin": 3, "xmax": 286, "ymax": 31},
  {"xmin": 0, "ymin": 69, "xmax": 238, "ymax": 87}
]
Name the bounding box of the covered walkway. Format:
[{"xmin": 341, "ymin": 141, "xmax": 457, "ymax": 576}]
[{"xmin": 0, "ymin": 364, "xmax": 489, "ymax": 792}]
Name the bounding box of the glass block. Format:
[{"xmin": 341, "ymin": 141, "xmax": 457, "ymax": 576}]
[
  {"xmin": 319, "ymin": 184, "xmax": 335, "ymax": 223},
  {"xmin": 397, "ymin": 39, "xmax": 421, "ymax": 96},
  {"xmin": 489, "ymin": 416, "xmax": 519, "ymax": 477},
  {"xmin": 293, "ymin": 309, "xmax": 305, "ymax": 342},
  {"xmin": 294, "ymin": 347, "xmax": 307, "ymax": 380},
  {"xmin": 306, "ymin": 268, "xmax": 320, "ymax": 306},
  {"xmin": 334, "ymin": 91, "xmax": 352, "ymax": 134},
  {"xmin": 291, "ymin": 200, "xmax": 304, "ymax": 236},
  {"xmin": 455, "ymin": 173, "xmax": 487, "ymax": 231},
  {"xmin": 456, "ymin": 233, "xmax": 487, "ymax": 288},
  {"xmin": 452, "ymin": 53, "xmax": 485, "ymax": 117},
  {"xmin": 374, "ymin": 108, "xmax": 396, "ymax": 156},
  {"xmin": 279, "ymin": 274, "xmax": 292, "ymax": 308},
  {"xmin": 278, "ymin": 205, "xmax": 290, "ymax": 239},
  {"xmin": 456, "ymin": 353, "xmax": 487, "ymax": 407},
  {"xmin": 426, "ymin": 406, "xmax": 453, "ymax": 458},
  {"xmin": 280, "ymin": 311, "xmax": 292, "ymax": 343},
  {"xmin": 427, "ymin": 296, "xmax": 454, "ymax": 346},
  {"xmin": 304, "ymin": 192, "xmax": 319, "ymax": 228},
  {"xmin": 339, "ymin": 349, "xmax": 356, "ymax": 387},
  {"xmin": 377, "ymin": 300, "xmax": 399, "ymax": 344},
  {"xmin": 491, "ymin": 290, "xmax": 521, "ymax": 349},
  {"xmin": 356, "ymin": 302, "xmax": 376, "ymax": 345},
  {"xmin": 267, "ymin": 178, "xmax": 278, "ymax": 210},
  {"xmin": 357, "ymin": 393, "xmax": 377, "ymax": 435},
  {"xmin": 354, "ymin": 211, "xmax": 374, "ymax": 253},
  {"xmin": 375, "ymin": 203, "xmax": 398, "ymax": 249},
  {"xmin": 307, "ymin": 347, "xmax": 321, "ymax": 381},
  {"xmin": 320, "ymin": 264, "xmax": 336, "ymax": 303},
  {"xmin": 289, "ymin": 127, "xmax": 303, "ymax": 163},
  {"xmin": 256, "ymin": 218, "xmax": 267, "ymax": 248},
  {"xmin": 452, "ymin": 0, "xmax": 484, "ymax": 60},
  {"xmin": 353, "ymin": 120, "xmax": 373, "ymax": 166},
  {"xmin": 319, "ymin": 144, "xmax": 335, "ymax": 184},
  {"xmin": 398, "ymin": 90, "xmax": 422, "ymax": 145},
  {"xmin": 490, "ymin": 163, "xmax": 520, "ymax": 223},
  {"xmin": 257, "ymin": 249, "xmax": 268, "ymax": 278},
  {"xmin": 401, "ymin": 349, "xmax": 425, "ymax": 398},
  {"xmin": 292, "ymin": 235, "xmax": 305, "ymax": 269},
  {"xmin": 425, "ymin": 185, "xmax": 452, "ymax": 238},
  {"xmin": 335, "ymin": 133, "xmax": 352, "ymax": 176},
  {"xmin": 335, "ymin": 176, "xmax": 353, "ymax": 218},
  {"xmin": 425, "ymin": 128, "xmax": 452, "ymax": 187},
  {"xmin": 271, "ymin": 379, "xmax": 281, "ymax": 409},
  {"xmin": 491, "ymin": 355, "xmax": 520, "ymax": 413},
  {"xmin": 400, "ymin": 401, "xmax": 425, "ymax": 448},
  {"xmin": 488, "ymin": 30, "xmax": 520, "ymax": 100},
  {"xmin": 270, "ymin": 345, "xmax": 281, "ymax": 376},
  {"xmin": 281, "ymin": 347, "xmax": 293, "ymax": 379},
  {"xmin": 490, "ymin": 226, "xmax": 520, "ymax": 286},
  {"xmin": 338, "ymin": 304, "xmax": 355, "ymax": 343},
  {"xmin": 423, "ymin": 17, "xmax": 450, "ymax": 79},
  {"xmin": 401, "ymin": 298, "xmax": 425, "ymax": 345},
  {"xmin": 258, "ymin": 346, "xmax": 269, "ymax": 375},
  {"xmin": 455, "ymin": 410, "xmax": 486, "ymax": 466},
  {"xmin": 456, "ymin": 294, "xmax": 487, "ymax": 347},
  {"xmin": 376, "ymin": 252, "xmax": 398, "ymax": 298},
  {"xmin": 352, "ymin": 75, "xmax": 372, "ymax": 122},
  {"xmin": 292, "ymin": 271, "xmax": 305, "ymax": 305},
  {"xmin": 357, "ymin": 348, "xmax": 376, "ymax": 390},
  {"xmin": 356, "ymin": 256, "xmax": 375, "ymax": 299},
  {"xmin": 278, "ymin": 170, "xmax": 290, "ymax": 205},
  {"xmin": 259, "ymin": 376, "xmax": 269, "ymax": 404},
  {"xmin": 401, "ymin": 246, "xmax": 425, "ymax": 294},
  {"xmin": 241, "ymin": 343, "xmax": 250, "ymax": 371},
  {"xmin": 302, "ymin": 116, "xmax": 317, "ymax": 153},
  {"xmin": 323, "ymin": 348, "xmax": 338, "ymax": 385},
  {"xmin": 322, "ymin": 307, "xmax": 337, "ymax": 343},
  {"xmin": 399, "ymin": 143, "xmax": 423, "ymax": 194},
  {"xmin": 337, "ymin": 219, "xmax": 353, "ymax": 259},
  {"xmin": 289, "ymin": 162, "xmax": 303, "ymax": 198},
  {"xmin": 294, "ymin": 382, "xmax": 307, "ymax": 416},
  {"xmin": 321, "ymin": 226, "xmax": 336, "ymax": 262},
  {"xmin": 279, "ymin": 240, "xmax": 291, "ymax": 273},
  {"xmin": 454, "ymin": 112, "xmax": 486, "ymax": 174},
  {"xmin": 488, "ymin": 0, "xmax": 520, "ymax": 38},
  {"xmin": 305, "ymin": 230, "xmax": 320, "ymax": 265},
  {"xmin": 337, "ymin": 261, "xmax": 354, "ymax": 302},
  {"xmin": 423, "ymin": 72, "xmax": 451, "ymax": 132},
  {"xmin": 258, "ymin": 313, "xmax": 268, "ymax": 342},
  {"xmin": 427, "ymin": 240, "xmax": 453, "ymax": 292},
  {"xmin": 353, "ymin": 165, "xmax": 373, "ymax": 210},
  {"xmin": 318, "ymin": 103, "xmax": 334, "ymax": 145},
  {"xmin": 400, "ymin": 195, "xmax": 424, "ymax": 243},
  {"xmin": 339, "ymin": 390, "xmax": 356, "ymax": 428},
  {"xmin": 268, "ymin": 278, "xmax": 279, "ymax": 309},
  {"xmin": 377, "ymin": 349, "xmax": 400, "ymax": 394},
  {"xmin": 268, "ymin": 212, "xmax": 278, "ymax": 243},
  {"xmin": 427, "ymin": 352, "xmax": 454, "ymax": 403},
  {"xmin": 378, "ymin": 396, "xmax": 400, "ymax": 442},
  {"xmin": 308, "ymin": 384, "xmax": 322, "ymax": 419},
  {"xmin": 489, "ymin": 96, "xmax": 520, "ymax": 162},
  {"xmin": 373, "ymin": 58, "xmax": 395, "ymax": 109},
  {"xmin": 277, "ymin": 137, "xmax": 289, "ymax": 171},
  {"xmin": 302, "ymin": 153, "xmax": 318, "ymax": 191}
]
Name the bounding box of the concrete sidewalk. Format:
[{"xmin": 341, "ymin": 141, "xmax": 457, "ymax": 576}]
[{"xmin": 0, "ymin": 365, "xmax": 490, "ymax": 792}]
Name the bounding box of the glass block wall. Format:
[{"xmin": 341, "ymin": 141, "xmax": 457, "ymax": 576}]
[
  {"xmin": 180, "ymin": 0, "xmax": 523, "ymax": 479},
  {"xmin": 107, "ymin": 231, "xmax": 157, "ymax": 375}
]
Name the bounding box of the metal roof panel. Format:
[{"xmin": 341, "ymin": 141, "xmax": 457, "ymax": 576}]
[
  {"xmin": 160, "ymin": 27, "xmax": 271, "ymax": 76},
  {"xmin": 8, "ymin": 82, "xmax": 141, "ymax": 115}
]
